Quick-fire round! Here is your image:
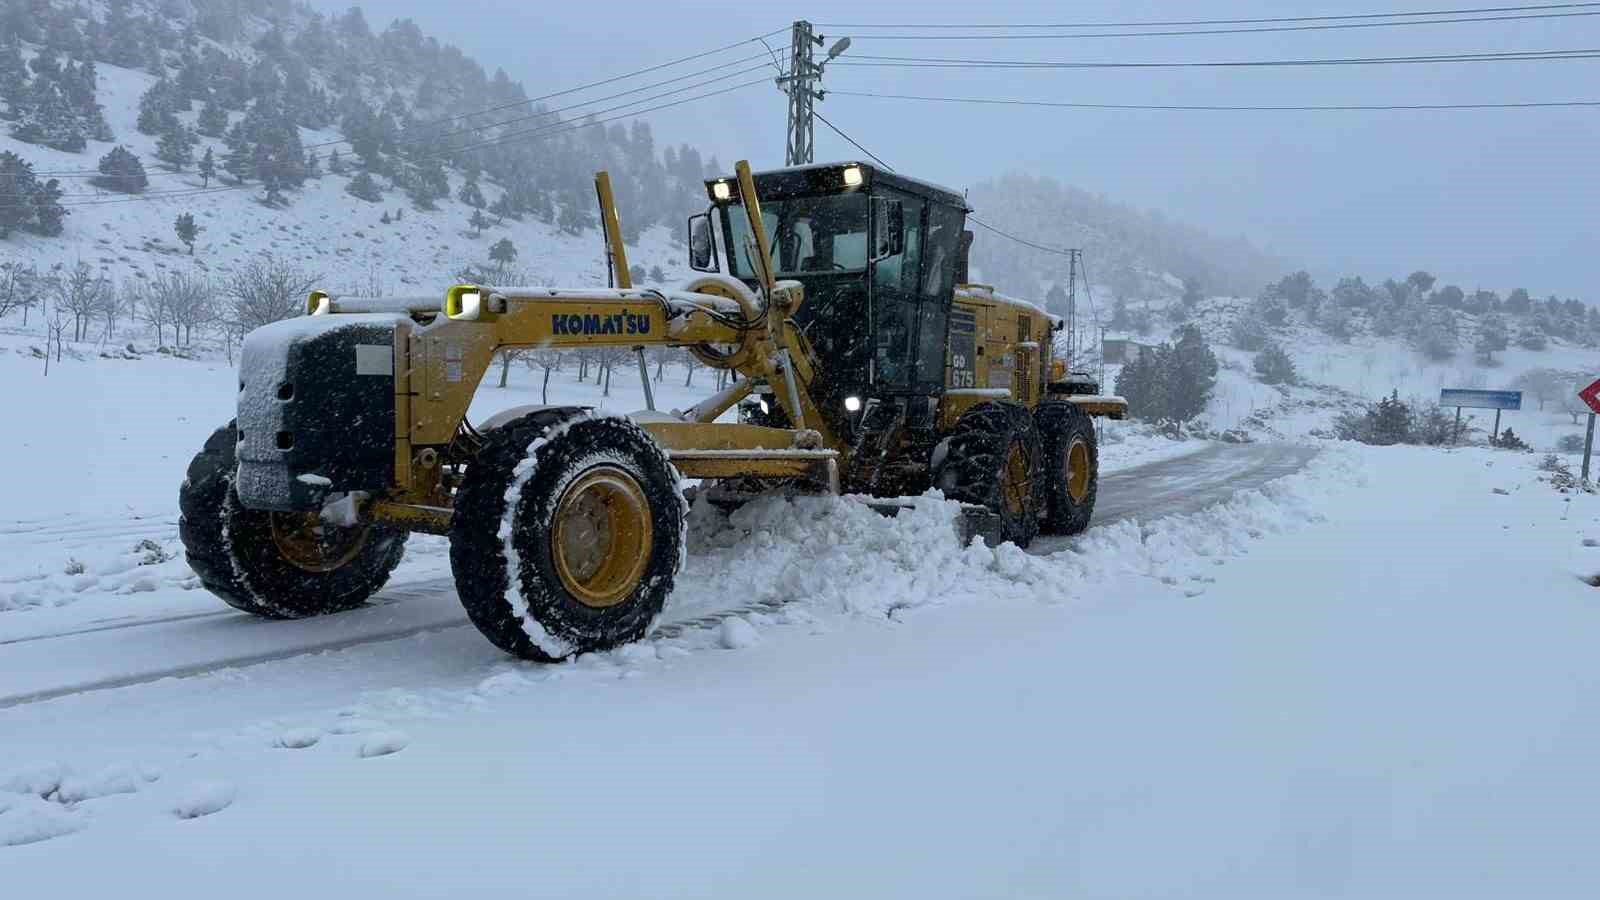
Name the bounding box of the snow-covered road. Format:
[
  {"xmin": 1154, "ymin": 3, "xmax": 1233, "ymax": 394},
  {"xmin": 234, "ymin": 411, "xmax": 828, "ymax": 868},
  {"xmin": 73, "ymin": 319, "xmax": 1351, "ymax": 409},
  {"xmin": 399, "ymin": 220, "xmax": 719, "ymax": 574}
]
[
  {"xmin": 0, "ymin": 443, "xmax": 1313, "ymax": 710},
  {"xmin": 7, "ymin": 442, "xmax": 1597, "ymax": 899}
]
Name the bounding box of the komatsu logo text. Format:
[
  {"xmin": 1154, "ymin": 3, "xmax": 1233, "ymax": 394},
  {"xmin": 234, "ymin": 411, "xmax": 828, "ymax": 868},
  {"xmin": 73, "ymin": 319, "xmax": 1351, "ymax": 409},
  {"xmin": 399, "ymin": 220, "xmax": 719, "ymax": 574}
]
[{"xmin": 551, "ymin": 311, "xmax": 651, "ymax": 336}]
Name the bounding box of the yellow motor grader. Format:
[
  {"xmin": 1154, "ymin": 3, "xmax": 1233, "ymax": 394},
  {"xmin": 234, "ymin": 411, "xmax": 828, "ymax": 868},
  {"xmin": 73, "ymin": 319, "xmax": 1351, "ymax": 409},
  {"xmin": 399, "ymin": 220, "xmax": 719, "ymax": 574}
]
[{"xmin": 179, "ymin": 160, "xmax": 1127, "ymax": 660}]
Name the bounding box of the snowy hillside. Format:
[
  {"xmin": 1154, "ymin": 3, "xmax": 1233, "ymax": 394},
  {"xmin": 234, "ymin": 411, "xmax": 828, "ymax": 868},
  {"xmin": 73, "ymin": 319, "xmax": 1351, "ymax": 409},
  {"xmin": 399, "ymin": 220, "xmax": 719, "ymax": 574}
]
[
  {"xmin": 1094, "ymin": 283, "xmax": 1597, "ymax": 454},
  {"xmin": 0, "ymin": 41, "xmax": 693, "ymax": 293},
  {"xmin": 1, "ymin": 0, "xmax": 722, "ymax": 299}
]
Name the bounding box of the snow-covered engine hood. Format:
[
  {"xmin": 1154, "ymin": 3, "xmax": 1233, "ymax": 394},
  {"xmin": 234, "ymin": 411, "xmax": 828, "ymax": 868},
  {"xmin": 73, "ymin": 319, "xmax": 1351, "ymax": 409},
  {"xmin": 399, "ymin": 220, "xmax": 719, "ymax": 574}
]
[{"xmin": 235, "ymin": 315, "xmax": 406, "ymax": 512}]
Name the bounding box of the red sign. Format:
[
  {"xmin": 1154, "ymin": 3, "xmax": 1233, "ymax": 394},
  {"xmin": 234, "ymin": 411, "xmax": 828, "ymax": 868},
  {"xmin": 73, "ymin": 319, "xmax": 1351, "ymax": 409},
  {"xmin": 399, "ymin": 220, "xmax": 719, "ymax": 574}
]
[{"xmin": 1581, "ymin": 379, "xmax": 1600, "ymax": 415}]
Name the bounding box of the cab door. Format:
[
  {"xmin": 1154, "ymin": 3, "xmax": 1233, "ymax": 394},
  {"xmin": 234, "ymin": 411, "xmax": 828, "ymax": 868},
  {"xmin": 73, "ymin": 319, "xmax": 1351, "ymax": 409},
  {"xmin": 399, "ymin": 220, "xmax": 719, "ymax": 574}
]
[
  {"xmin": 914, "ymin": 203, "xmax": 962, "ymax": 391},
  {"xmin": 869, "ymin": 192, "xmax": 923, "ymax": 391}
]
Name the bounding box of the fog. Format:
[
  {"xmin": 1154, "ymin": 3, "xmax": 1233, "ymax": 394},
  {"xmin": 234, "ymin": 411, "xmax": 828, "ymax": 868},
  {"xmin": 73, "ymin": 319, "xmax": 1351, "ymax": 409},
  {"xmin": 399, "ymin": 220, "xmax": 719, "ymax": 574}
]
[{"xmin": 323, "ymin": 0, "xmax": 1599, "ymax": 298}]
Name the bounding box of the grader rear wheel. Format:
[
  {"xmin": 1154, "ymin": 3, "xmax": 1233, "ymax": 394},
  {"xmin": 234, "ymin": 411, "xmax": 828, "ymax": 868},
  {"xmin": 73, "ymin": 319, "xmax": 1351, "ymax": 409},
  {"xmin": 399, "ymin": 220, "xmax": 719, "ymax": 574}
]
[
  {"xmin": 933, "ymin": 401, "xmax": 1042, "ymax": 548},
  {"xmin": 1035, "ymin": 401, "xmax": 1100, "ymax": 536},
  {"xmin": 450, "ymin": 410, "xmax": 687, "ymax": 661}
]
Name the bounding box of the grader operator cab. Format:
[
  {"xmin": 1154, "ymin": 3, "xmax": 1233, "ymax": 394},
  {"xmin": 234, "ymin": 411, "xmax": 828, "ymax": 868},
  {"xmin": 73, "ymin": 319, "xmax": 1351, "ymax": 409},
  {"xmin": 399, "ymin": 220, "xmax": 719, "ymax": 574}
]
[{"xmin": 179, "ymin": 159, "xmax": 1127, "ymax": 661}]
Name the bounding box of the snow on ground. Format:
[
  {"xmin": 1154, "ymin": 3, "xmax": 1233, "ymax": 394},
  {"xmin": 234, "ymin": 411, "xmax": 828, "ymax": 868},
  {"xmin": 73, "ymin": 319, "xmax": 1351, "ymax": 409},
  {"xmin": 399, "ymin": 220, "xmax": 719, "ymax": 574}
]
[{"xmin": 2, "ymin": 438, "xmax": 1597, "ymax": 894}]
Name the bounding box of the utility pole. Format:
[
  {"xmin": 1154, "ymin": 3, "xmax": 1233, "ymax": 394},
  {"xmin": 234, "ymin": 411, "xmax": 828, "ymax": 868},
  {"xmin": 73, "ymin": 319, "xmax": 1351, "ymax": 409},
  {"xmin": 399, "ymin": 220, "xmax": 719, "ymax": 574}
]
[
  {"xmin": 1065, "ymin": 249, "xmax": 1081, "ymax": 367},
  {"xmin": 777, "ymin": 21, "xmax": 850, "ymax": 166}
]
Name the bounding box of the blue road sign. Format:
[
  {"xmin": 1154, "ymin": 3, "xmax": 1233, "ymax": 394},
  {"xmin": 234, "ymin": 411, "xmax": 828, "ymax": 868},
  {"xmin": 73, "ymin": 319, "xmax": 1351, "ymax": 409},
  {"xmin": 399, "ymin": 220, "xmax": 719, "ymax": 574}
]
[{"xmin": 1440, "ymin": 389, "xmax": 1522, "ymax": 411}]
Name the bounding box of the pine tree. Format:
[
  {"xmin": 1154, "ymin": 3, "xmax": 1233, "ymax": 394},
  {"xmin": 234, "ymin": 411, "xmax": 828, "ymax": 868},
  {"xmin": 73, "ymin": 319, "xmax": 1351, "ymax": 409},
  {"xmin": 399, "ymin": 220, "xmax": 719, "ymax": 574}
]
[
  {"xmin": 1252, "ymin": 343, "xmax": 1297, "ymax": 385},
  {"xmin": 458, "ymin": 174, "xmax": 486, "ymax": 209},
  {"xmin": 0, "ymin": 36, "xmax": 26, "ymax": 121},
  {"xmin": 304, "ymin": 148, "xmax": 320, "ymax": 176},
  {"xmin": 1167, "ymin": 325, "xmax": 1218, "ymax": 422},
  {"xmin": 155, "ymin": 120, "xmax": 196, "ymax": 170},
  {"xmin": 1475, "ymin": 315, "xmax": 1509, "ymax": 365},
  {"xmin": 1113, "ymin": 346, "xmax": 1168, "ymax": 423},
  {"xmin": 1181, "ymin": 276, "xmax": 1204, "ymax": 310},
  {"xmin": 174, "ymin": 212, "xmax": 199, "ymax": 254},
  {"xmin": 1371, "ymin": 391, "xmax": 1411, "ymax": 446},
  {"xmin": 104, "ymin": 1, "xmax": 146, "ymax": 68},
  {"xmin": 346, "ymin": 170, "xmax": 382, "ymax": 202},
  {"xmin": 489, "ymin": 237, "xmax": 518, "ymax": 268},
  {"xmin": 95, "ymin": 145, "xmax": 148, "ymax": 194},
  {"xmin": 196, "ymin": 98, "xmax": 229, "ymax": 137},
  {"xmin": 469, "ymin": 208, "xmax": 489, "ymax": 236},
  {"xmin": 328, "ymin": 148, "xmax": 346, "ymax": 174},
  {"xmin": 136, "ymin": 79, "xmax": 176, "ymax": 135},
  {"xmin": 14, "ymin": 81, "xmax": 87, "ymax": 152},
  {"xmin": 30, "ymin": 174, "xmax": 67, "ymax": 237},
  {"xmin": 556, "ymin": 192, "xmax": 594, "ymax": 235},
  {"xmin": 406, "ymin": 157, "xmax": 447, "ymax": 209},
  {"xmin": 197, "ymin": 147, "xmax": 215, "ymax": 187},
  {"xmin": 0, "ymin": 151, "xmax": 40, "ymax": 238},
  {"xmin": 221, "ymin": 121, "xmax": 253, "ymax": 182},
  {"xmin": 65, "ymin": 59, "xmax": 112, "ymax": 142}
]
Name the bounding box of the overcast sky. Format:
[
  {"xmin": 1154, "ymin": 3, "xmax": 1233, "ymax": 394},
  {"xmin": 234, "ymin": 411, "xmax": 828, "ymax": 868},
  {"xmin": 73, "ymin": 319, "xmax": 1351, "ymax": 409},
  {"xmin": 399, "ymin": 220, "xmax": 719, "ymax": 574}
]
[{"xmin": 318, "ymin": 1, "xmax": 1599, "ymax": 298}]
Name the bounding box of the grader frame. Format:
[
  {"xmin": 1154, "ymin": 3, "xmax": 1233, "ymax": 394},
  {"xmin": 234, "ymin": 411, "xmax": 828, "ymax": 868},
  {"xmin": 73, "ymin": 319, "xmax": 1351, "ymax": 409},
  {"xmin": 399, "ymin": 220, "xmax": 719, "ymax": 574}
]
[{"xmin": 337, "ymin": 161, "xmax": 846, "ymax": 535}]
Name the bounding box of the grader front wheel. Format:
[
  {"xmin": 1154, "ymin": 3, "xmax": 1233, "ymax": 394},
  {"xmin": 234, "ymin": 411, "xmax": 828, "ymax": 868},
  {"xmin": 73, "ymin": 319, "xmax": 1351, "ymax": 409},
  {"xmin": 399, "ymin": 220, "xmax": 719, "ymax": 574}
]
[
  {"xmin": 449, "ymin": 410, "xmax": 687, "ymax": 661},
  {"xmin": 179, "ymin": 422, "xmax": 408, "ymax": 619}
]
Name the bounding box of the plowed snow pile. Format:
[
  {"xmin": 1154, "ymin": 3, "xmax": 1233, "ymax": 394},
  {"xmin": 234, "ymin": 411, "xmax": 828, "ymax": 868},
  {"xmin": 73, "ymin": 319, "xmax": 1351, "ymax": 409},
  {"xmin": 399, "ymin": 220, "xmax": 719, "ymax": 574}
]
[{"xmin": 661, "ymin": 447, "xmax": 1352, "ymax": 644}]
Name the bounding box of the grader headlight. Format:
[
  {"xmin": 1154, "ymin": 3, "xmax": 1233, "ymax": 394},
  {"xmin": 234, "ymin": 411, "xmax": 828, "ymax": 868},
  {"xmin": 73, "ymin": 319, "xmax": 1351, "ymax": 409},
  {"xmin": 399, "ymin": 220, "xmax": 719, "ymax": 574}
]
[
  {"xmin": 446, "ymin": 286, "xmax": 483, "ymax": 321},
  {"xmin": 842, "ymin": 165, "xmax": 863, "ymax": 187},
  {"xmin": 711, "ymin": 179, "xmax": 732, "ymax": 201}
]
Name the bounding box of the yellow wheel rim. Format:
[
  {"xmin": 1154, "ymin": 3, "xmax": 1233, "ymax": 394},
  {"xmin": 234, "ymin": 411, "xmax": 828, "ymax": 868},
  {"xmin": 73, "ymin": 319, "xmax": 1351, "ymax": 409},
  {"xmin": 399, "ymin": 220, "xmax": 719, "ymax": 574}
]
[
  {"xmin": 1001, "ymin": 442, "xmax": 1032, "ymax": 516},
  {"xmin": 1067, "ymin": 437, "xmax": 1091, "ymax": 503},
  {"xmin": 269, "ymin": 513, "xmax": 370, "ymax": 573},
  {"xmin": 552, "ymin": 466, "xmax": 654, "ymax": 609}
]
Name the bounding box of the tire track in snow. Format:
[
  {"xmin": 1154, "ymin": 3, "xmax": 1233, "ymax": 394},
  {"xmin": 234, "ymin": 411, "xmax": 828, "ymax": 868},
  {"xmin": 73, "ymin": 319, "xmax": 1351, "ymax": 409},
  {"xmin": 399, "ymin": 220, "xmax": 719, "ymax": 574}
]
[{"xmin": 0, "ymin": 443, "xmax": 1318, "ymax": 709}]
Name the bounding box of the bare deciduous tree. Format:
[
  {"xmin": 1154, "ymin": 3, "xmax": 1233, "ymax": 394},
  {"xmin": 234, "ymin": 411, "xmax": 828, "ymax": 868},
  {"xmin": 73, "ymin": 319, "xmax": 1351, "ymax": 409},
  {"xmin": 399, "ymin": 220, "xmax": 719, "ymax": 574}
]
[
  {"xmin": 146, "ymin": 270, "xmax": 212, "ymax": 347},
  {"xmin": 221, "ymin": 256, "xmax": 319, "ymax": 338},
  {"xmin": 53, "ymin": 261, "xmax": 111, "ymax": 342},
  {"xmin": 495, "ymin": 348, "xmax": 530, "ymax": 388},
  {"xmin": 525, "ymin": 348, "xmax": 563, "ymax": 403},
  {"xmin": 44, "ymin": 300, "xmax": 69, "ymax": 375},
  {"xmin": 681, "ymin": 348, "xmax": 705, "ymax": 387},
  {"xmin": 593, "ymin": 345, "xmax": 630, "ymax": 397},
  {"xmin": 0, "ymin": 261, "xmax": 37, "ymax": 321},
  {"xmin": 139, "ymin": 278, "xmax": 173, "ymax": 347}
]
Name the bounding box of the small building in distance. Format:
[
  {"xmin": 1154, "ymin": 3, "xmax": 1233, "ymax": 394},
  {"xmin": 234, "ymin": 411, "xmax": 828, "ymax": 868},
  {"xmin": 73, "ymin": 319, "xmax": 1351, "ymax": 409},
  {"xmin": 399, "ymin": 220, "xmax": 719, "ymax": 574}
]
[{"xmin": 1101, "ymin": 338, "xmax": 1153, "ymax": 365}]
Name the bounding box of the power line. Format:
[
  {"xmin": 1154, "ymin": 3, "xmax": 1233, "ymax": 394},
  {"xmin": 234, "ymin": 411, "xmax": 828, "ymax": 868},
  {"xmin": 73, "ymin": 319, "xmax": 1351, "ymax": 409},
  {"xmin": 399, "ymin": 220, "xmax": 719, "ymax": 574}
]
[
  {"xmin": 813, "ymin": 110, "xmax": 897, "ymax": 171},
  {"xmin": 836, "ymin": 47, "xmax": 1600, "ymax": 70},
  {"xmin": 833, "ymin": 88, "xmax": 1600, "ymax": 111},
  {"xmin": 34, "ymin": 55, "xmax": 785, "ymax": 179},
  {"xmin": 804, "ymin": 107, "xmax": 1087, "ymax": 266},
  {"xmin": 968, "ymin": 215, "xmax": 1079, "ymax": 257},
  {"xmin": 813, "ymin": 9, "xmax": 1600, "ymax": 40},
  {"xmin": 360, "ymin": 28, "xmax": 788, "ymax": 132},
  {"xmin": 816, "ymin": 2, "xmax": 1600, "ymax": 29}
]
